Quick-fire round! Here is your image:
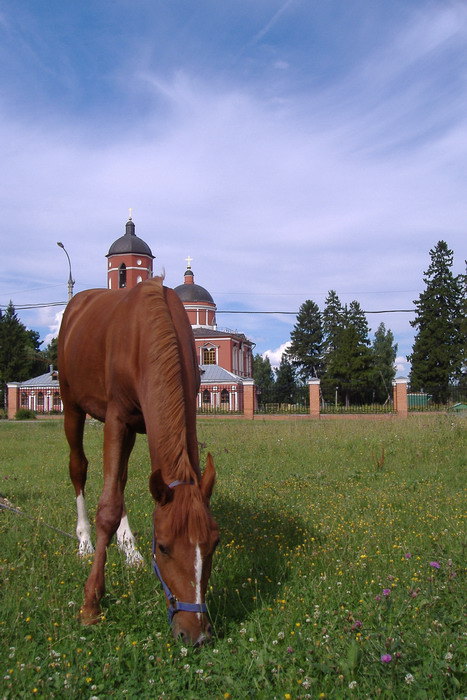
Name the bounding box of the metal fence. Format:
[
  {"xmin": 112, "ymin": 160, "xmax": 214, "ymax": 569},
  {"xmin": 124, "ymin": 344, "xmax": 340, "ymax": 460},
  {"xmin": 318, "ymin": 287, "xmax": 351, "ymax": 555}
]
[
  {"xmin": 321, "ymin": 399, "xmax": 395, "ymax": 414},
  {"xmin": 407, "ymin": 385, "xmax": 467, "ymax": 413},
  {"xmin": 255, "ymin": 386, "xmax": 310, "ymax": 415}
]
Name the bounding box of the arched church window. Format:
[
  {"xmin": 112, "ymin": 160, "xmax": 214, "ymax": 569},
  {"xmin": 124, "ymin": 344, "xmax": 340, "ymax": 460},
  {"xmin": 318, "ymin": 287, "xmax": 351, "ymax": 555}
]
[
  {"xmin": 53, "ymin": 392, "xmax": 61, "ymax": 409},
  {"xmin": 21, "ymin": 392, "xmax": 28, "ymax": 407},
  {"xmin": 119, "ymin": 263, "xmax": 127, "ymax": 288},
  {"xmin": 220, "ymin": 389, "xmax": 229, "ymax": 404},
  {"xmin": 37, "ymin": 392, "xmax": 44, "ymax": 407},
  {"xmin": 202, "ymin": 389, "xmax": 211, "ymax": 404}
]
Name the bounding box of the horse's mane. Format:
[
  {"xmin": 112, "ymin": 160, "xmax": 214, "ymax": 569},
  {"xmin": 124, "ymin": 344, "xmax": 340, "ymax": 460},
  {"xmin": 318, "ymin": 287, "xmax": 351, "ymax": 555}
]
[
  {"xmin": 167, "ymin": 488, "xmax": 212, "ymax": 544},
  {"xmin": 141, "ymin": 277, "xmax": 194, "ymax": 484}
]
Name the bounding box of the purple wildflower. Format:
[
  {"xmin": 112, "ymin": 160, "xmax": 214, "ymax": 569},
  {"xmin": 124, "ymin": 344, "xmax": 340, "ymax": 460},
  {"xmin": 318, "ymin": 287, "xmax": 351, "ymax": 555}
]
[
  {"xmin": 404, "ymin": 552, "xmax": 412, "ymax": 559},
  {"xmin": 382, "ymin": 589, "xmax": 391, "ymax": 596},
  {"xmin": 380, "ymin": 654, "xmax": 392, "ymax": 663},
  {"xmin": 351, "ymin": 620, "xmax": 363, "ymax": 630},
  {"xmin": 429, "ymin": 561, "xmax": 440, "ymax": 569}
]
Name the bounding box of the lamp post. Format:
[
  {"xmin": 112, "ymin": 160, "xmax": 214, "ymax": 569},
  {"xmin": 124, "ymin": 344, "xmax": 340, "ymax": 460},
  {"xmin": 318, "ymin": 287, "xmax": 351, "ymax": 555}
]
[{"xmin": 56, "ymin": 242, "xmax": 75, "ymax": 301}]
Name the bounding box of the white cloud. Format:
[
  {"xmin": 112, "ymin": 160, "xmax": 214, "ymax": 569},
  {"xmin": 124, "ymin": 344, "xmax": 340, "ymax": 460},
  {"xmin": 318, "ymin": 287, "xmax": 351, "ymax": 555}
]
[
  {"xmin": 395, "ymin": 356, "xmax": 409, "ymax": 378},
  {"xmin": 262, "ymin": 342, "xmax": 291, "ymax": 368}
]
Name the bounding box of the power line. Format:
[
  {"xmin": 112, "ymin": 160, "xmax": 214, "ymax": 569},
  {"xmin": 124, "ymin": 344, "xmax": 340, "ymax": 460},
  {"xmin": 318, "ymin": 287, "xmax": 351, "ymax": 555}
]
[
  {"xmin": 217, "ymin": 309, "xmax": 415, "ymax": 315},
  {"xmin": 1, "ymin": 301, "xmax": 416, "ymax": 314},
  {"xmin": 0, "ymin": 302, "xmax": 67, "ymax": 310}
]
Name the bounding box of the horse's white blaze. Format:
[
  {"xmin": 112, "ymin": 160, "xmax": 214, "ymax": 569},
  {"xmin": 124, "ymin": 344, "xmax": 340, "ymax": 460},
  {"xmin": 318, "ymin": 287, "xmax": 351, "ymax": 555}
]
[
  {"xmin": 194, "ymin": 544, "xmax": 203, "ymax": 619},
  {"xmin": 116, "ymin": 514, "xmax": 145, "ymax": 567},
  {"xmin": 76, "ymin": 492, "xmax": 94, "ymax": 555}
]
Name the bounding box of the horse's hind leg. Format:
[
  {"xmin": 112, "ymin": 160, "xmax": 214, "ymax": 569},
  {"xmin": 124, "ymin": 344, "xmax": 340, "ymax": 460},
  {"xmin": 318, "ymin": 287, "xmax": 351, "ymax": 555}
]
[
  {"xmin": 115, "ymin": 432, "xmax": 144, "ymax": 566},
  {"xmin": 64, "ymin": 407, "xmax": 94, "ymax": 555}
]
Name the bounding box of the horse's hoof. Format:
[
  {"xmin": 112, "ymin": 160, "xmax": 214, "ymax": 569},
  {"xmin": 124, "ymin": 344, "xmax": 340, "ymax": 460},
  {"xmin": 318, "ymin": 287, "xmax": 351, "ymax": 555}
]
[
  {"xmin": 78, "ymin": 540, "xmax": 95, "ymax": 557},
  {"xmin": 79, "ymin": 607, "xmax": 101, "ymax": 626},
  {"xmin": 126, "ymin": 550, "xmax": 145, "ymax": 568}
]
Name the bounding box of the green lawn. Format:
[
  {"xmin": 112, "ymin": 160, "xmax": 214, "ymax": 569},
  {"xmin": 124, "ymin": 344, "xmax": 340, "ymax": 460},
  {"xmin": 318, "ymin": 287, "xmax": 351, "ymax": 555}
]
[{"xmin": 0, "ymin": 416, "xmax": 465, "ymax": 699}]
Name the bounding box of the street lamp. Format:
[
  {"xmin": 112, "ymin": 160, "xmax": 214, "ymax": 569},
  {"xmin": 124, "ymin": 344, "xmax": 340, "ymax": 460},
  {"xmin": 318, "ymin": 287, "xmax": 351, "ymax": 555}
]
[{"xmin": 56, "ymin": 241, "xmax": 75, "ymax": 301}]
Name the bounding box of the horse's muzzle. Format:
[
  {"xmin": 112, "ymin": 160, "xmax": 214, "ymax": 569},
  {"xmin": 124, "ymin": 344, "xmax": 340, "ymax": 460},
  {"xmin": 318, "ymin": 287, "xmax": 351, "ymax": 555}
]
[{"xmin": 172, "ymin": 615, "xmax": 213, "ymax": 646}]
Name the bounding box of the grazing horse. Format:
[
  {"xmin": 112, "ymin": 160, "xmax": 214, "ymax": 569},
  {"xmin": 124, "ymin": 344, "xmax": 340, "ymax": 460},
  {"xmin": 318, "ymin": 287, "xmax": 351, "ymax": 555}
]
[{"xmin": 58, "ymin": 276, "xmax": 219, "ymax": 645}]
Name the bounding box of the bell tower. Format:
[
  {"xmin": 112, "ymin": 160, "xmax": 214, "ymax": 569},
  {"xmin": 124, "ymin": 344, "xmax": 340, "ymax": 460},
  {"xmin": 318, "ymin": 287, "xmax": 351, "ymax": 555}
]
[{"xmin": 106, "ymin": 214, "xmax": 154, "ymax": 289}]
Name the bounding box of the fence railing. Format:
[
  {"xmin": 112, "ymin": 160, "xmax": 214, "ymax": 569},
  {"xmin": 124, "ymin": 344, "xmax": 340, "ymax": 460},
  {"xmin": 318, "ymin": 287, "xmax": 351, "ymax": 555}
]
[
  {"xmin": 321, "ymin": 399, "xmax": 394, "ymax": 414},
  {"xmin": 407, "ymin": 386, "xmax": 467, "ymax": 412},
  {"xmin": 255, "ymin": 386, "xmax": 309, "ymax": 415}
]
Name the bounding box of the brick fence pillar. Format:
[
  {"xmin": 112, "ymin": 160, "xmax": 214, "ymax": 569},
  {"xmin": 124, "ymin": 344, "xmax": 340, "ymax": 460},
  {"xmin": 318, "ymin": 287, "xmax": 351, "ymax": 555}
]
[
  {"xmin": 393, "ymin": 377, "xmax": 408, "ymax": 417},
  {"xmin": 308, "ymin": 379, "xmax": 320, "ymax": 418},
  {"xmin": 6, "ymin": 383, "xmax": 20, "ymax": 420},
  {"xmin": 242, "ymin": 379, "xmax": 255, "ymax": 420}
]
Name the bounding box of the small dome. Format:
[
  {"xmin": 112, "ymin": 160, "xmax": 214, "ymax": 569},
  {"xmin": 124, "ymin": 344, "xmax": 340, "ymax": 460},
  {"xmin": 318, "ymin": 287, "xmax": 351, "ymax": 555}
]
[
  {"xmin": 106, "ymin": 219, "xmax": 154, "ymax": 258},
  {"xmin": 174, "ymin": 282, "xmax": 214, "ymax": 304}
]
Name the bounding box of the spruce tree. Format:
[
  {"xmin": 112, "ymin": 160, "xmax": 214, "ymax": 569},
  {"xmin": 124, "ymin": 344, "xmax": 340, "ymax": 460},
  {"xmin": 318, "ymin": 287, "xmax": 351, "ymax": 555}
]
[
  {"xmin": 371, "ymin": 323, "xmax": 398, "ymax": 403},
  {"xmin": 274, "ymin": 355, "xmax": 296, "ymax": 405},
  {"xmin": 285, "ymin": 299, "xmax": 323, "ymax": 381},
  {"xmin": 322, "ymin": 299, "xmax": 373, "ymax": 406},
  {"xmin": 322, "ymin": 290, "xmax": 343, "ymax": 358},
  {"xmin": 252, "ymin": 353, "xmax": 275, "ymax": 404},
  {"xmin": 408, "ymin": 241, "xmax": 465, "ymax": 402}
]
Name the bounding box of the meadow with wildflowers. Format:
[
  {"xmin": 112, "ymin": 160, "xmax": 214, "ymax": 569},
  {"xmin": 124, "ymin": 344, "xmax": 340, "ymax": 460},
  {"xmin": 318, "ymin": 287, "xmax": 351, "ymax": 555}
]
[{"xmin": 0, "ymin": 415, "xmax": 465, "ymax": 699}]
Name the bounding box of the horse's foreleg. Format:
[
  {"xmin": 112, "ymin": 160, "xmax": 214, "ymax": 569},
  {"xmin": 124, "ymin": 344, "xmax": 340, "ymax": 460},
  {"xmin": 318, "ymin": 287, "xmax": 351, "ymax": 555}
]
[
  {"xmin": 64, "ymin": 407, "xmax": 94, "ymax": 556},
  {"xmin": 115, "ymin": 431, "xmax": 144, "ymax": 566},
  {"xmin": 80, "ymin": 414, "xmax": 130, "ymax": 624}
]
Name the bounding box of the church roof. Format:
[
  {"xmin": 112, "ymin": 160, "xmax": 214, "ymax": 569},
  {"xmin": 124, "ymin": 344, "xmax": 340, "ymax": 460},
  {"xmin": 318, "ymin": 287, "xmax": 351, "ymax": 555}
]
[
  {"xmin": 193, "ymin": 328, "xmax": 252, "ymax": 344},
  {"xmin": 174, "ymin": 282, "xmax": 214, "ymax": 304},
  {"xmin": 106, "ymin": 218, "xmax": 154, "ymax": 258},
  {"xmin": 9, "ymin": 368, "xmax": 59, "ymax": 388},
  {"xmin": 199, "ymin": 364, "xmax": 244, "ymax": 383}
]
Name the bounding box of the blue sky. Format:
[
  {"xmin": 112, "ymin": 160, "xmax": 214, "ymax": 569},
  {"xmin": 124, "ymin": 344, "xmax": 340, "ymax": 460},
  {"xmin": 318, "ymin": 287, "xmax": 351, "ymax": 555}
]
[{"xmin": 1, "ymin": 0, "xmax": 466, "ymax": 371}]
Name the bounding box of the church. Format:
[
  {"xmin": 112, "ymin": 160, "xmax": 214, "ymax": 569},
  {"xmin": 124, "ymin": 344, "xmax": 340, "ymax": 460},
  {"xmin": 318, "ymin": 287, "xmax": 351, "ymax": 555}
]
[
  {"xmin": 7, "ymin": 216, "xmax": 254, "ymax": 416},
  {"xmin": 107, "ymin": 216, "xmax": 254, "ymax": 412}
]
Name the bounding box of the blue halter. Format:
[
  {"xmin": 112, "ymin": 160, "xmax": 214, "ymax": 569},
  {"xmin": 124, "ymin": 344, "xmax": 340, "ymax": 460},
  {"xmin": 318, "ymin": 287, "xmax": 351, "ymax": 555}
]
[{"xmin": 152, "ymin": 479, "xmax": 208, "ymax": 625}]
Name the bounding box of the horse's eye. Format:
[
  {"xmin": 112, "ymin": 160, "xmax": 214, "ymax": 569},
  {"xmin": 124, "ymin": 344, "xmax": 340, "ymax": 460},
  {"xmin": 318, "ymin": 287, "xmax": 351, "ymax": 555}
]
[{"xmin": 158, "ymin": 544, "xmax": 169, "ymax": 556}]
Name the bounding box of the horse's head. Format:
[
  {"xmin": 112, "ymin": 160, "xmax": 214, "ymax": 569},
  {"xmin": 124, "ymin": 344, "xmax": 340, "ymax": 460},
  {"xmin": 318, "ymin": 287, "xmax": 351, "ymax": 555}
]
[{"xmin": 149, "ymin": 453, "xmax": 218, "ymax": 646}]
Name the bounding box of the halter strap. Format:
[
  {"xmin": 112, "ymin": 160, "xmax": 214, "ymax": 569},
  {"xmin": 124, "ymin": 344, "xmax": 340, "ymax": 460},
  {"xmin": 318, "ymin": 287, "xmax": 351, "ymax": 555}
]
[{"xmin": 152, "ymin": 479, "xmax": 208, "ymax": 624}]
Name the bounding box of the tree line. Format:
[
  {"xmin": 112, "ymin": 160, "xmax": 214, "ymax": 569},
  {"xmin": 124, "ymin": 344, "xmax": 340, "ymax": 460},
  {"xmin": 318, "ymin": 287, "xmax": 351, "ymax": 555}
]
[
  {"xmin": 0, "ymin": 302, "xmax": 57, "ymax": 408},
  {"xmin": 0, "ymin": 240, "xmax": 465, "ymax": 410},
  {"xmin": 254, "ymin": 241, "xmax": 465, "ymax": 406}
]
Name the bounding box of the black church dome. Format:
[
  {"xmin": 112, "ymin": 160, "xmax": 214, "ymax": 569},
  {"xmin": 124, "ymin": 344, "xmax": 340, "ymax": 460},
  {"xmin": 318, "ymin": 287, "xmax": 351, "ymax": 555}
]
[{"xmin": 106, "ymin": 218, "xmax": 154, "ymax": 258}]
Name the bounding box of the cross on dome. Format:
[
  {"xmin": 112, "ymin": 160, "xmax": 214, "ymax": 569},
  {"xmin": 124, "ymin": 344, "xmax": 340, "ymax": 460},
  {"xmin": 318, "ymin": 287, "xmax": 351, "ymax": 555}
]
[{"xmin": 185, "ymin": 255, "xmax": 193, "ymax": 269}]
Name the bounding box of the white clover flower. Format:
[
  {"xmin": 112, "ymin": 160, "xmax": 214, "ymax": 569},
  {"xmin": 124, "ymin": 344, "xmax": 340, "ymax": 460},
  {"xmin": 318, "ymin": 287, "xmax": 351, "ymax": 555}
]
[
  {"xmin": 348, "ymin": 680, "xmax": 357, "ymax": 689},
  {"xmin": 444, "ymin": 652, "xmax": 453, "ymax": 661},
  {"xmin": 405, "ymin": 673, "xmax": 415, "ymax": 684},
  {"xmin": 180, "ymin": 647, "xmax": 188, "ymax": 657},
  {"xmin": 183, "ymin": 664, "xmax": 190, "ymax": 671},
  {"xmin": 277, "ymin": 631, "xmax": 285, "ymax": 639}
]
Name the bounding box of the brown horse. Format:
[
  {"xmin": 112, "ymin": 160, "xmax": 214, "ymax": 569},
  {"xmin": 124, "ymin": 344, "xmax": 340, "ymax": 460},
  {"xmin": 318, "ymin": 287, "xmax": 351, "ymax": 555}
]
[{"xmin": 58, "ymin": 276, "xmax": 218, "ymax": 645}]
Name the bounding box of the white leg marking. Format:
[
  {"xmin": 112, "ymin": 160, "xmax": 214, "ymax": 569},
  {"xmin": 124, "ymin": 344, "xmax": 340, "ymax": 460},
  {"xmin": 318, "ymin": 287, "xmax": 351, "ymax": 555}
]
[
  {"xmin": 76, "ymin": 493, "xmax": 94, "ymax": 555},
  {"xmin": 116, "ymin": 514, "xmax": 144, "ymax": 567},
  {"xmin": 194, "ymin": 544, "xmax": 203, "ymax": 619}
]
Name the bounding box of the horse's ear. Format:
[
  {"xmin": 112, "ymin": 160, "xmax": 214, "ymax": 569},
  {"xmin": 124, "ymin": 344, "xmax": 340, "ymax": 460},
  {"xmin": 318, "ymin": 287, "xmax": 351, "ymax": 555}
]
[
  {"xmin": 149, "ymin": 470, "xmax": 173, "ymax": 505},
  {"xmin": 200, "ymin": 453, "xmax": 216, "ymax": 502}
]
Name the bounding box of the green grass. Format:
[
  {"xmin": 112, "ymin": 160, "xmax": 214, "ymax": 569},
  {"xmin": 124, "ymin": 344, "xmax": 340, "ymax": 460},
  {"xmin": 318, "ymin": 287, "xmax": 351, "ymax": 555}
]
[{"xmin": 0, "ymin": 416, "xmax": 465, "ymax": 699}]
